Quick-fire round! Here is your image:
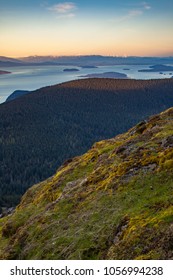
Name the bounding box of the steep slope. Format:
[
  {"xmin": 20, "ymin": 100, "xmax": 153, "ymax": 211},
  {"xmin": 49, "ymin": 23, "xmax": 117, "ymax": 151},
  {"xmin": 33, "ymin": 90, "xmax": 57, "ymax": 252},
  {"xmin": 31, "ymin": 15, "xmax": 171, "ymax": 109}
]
[
  {"xmin": 0, "ymin": 107, "xmax": 173, "ymax": 260},
  {"xmin": 1, "ymin": 78, "xmax": 173, "ymax": 208}
]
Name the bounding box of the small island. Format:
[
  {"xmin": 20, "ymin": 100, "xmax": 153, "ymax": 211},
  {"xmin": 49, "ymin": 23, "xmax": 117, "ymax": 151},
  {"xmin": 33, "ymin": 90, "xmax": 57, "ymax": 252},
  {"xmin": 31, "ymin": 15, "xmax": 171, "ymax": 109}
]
[
  {"xmin": 81, "ymin": 65, "xmax": 98, "ymax": 69},
  {"xmin": 80, "ymin": 71, "xmax": 128, "ymax": 79},
  {"xmin": 0, "ymin": 70, "xmax": 11, "ymax": 75},
  {"xmin": 139, "ymin": 64, "xmax": 173, "ymax": 72},
  {"xmin": 63, "ymin": 68, "xmax": 79, "ymax": 72}
]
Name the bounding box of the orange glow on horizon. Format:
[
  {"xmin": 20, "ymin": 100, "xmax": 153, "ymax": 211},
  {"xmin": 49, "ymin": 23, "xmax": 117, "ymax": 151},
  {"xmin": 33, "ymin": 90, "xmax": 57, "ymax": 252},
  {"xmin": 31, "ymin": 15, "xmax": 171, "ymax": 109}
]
[{"xmin": 1, "ymin": 8, "xmax": 173, "ymax": 59}]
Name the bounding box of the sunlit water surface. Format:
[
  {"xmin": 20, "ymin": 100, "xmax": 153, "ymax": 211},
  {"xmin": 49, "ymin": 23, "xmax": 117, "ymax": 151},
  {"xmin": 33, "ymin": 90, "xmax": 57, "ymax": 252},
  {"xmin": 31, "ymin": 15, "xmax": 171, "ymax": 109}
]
[{"xmin": 0, "ymin": 64, "xmax": 172, "ymax": 103}]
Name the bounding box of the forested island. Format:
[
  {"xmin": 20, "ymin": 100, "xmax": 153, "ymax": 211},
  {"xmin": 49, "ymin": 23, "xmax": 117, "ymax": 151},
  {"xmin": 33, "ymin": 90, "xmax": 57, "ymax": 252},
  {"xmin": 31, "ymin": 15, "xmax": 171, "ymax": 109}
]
[{"xmin": 0, "ymin": 70, "xmax": 11, "ymax": 75}]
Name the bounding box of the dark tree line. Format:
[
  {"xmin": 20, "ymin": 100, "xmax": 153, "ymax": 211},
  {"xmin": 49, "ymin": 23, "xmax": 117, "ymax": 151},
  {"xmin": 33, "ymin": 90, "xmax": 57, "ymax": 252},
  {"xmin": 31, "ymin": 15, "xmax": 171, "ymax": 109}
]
[{"xmin": 1, "ymin": 78, "xmax": 173, "ymax": 208}]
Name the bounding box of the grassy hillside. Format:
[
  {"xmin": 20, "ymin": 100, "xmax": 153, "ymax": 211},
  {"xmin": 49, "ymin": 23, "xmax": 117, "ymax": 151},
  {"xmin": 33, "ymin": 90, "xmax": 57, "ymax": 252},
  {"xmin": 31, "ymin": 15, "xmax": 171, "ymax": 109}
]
[
  {"xmin": 1, "ymin": 78, "xmax": 173, "ymax": 207},
  {"xmin": 0, "ymin": 107, "xmax": 173, "ymax": 259}
]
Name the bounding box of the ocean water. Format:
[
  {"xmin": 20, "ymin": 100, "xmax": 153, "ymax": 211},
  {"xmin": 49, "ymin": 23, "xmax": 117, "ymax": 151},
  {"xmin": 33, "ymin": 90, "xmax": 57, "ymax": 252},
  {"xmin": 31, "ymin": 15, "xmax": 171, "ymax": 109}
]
[{"xmin": 0, "ymin": 64, "xmax": 172, "ymax": 104}]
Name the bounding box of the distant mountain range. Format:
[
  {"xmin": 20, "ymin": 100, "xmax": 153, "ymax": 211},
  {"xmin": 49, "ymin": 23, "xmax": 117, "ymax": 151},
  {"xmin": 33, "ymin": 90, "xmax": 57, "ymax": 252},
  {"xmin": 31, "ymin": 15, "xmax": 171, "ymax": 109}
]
[
  {"xmin": 1, "ymin": 55, "xmax": 173, "ymax": 67},
  {"xmin": 1, "ymin": 78, "xmax": 173, "ymax": 208}
]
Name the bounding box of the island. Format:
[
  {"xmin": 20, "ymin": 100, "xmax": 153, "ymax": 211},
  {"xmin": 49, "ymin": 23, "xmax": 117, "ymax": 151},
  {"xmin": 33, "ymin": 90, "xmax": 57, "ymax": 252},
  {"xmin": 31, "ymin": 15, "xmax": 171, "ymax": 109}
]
[
  {"xmin": 6, "ymin": 90, "xmax": 30, "ymax": 102},
  {"xmin": 0, "ymin": 70, "xmax": 11, "ymax": 75},
  {"xmin": 79, "ymin": 71, "xmax": 128, "ymax": 79},
  {"xmin": 138, "ymin": 64, "xmax": 173, "ymax": 72},
  {"xmin": 63, "ymin": 68, "xmax": 79, "ymax": 72},
  {"xmin": 81, "ymin": 65, "xmax": 98, "ymax": 69}
]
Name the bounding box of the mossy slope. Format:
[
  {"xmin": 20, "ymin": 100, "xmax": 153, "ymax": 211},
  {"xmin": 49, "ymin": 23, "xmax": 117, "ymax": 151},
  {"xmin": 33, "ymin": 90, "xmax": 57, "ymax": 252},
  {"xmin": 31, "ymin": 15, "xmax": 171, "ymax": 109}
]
[{"xmin": 0, "ymin": 107, "xmax": 173, "ymax": 259}]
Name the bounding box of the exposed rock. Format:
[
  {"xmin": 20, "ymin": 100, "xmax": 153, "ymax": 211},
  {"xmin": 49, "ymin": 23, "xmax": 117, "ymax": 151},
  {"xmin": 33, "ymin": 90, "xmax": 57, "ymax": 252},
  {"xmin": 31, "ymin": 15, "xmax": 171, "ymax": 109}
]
[{"xmin": 161, "ymin": 136, "xmax": 173, "ymax": 148}]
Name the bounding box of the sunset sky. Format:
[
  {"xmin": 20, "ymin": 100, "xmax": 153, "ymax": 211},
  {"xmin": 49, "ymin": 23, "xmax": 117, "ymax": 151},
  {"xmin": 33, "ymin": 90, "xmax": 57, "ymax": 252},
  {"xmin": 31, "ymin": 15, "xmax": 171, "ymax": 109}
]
[{"xmin": 1, "ymin": 0, "xmax": 173, "ymax": 57}]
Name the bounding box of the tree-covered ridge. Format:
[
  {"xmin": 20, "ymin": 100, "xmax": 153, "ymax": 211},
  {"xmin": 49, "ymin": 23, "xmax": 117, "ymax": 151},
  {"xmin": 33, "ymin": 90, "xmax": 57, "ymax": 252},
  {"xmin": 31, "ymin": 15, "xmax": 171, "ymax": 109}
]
[
  {"xmin": 1, "ymin": 78, "xmax": 173, "ymax": 208},
  {"xmin": 0, "ymin": 107, "xmax": 173, "ymax": 259}
]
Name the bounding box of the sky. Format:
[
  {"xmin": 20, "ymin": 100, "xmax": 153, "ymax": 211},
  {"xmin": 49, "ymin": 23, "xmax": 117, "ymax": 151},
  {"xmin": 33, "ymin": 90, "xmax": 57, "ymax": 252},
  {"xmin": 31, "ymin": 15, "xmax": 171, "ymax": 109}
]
[{"xmin": 0, "ymin": 0, "xmax": 173, "ymax": 57}]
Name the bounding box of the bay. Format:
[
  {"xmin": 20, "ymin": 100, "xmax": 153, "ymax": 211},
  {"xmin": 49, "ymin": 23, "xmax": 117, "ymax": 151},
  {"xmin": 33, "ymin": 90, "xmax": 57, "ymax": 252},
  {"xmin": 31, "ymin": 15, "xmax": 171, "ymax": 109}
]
[{"xmin": 0, "ymin": 64, "xmax": 172, "ymax": 104}]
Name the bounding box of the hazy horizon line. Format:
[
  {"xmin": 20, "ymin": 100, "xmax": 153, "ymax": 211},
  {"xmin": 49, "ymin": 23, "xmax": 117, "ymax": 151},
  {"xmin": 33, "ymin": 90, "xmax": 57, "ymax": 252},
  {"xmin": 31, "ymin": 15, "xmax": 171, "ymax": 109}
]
[{"xmin": 2, "ymin": 54, "xmax": 173, "ymax": 59}]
